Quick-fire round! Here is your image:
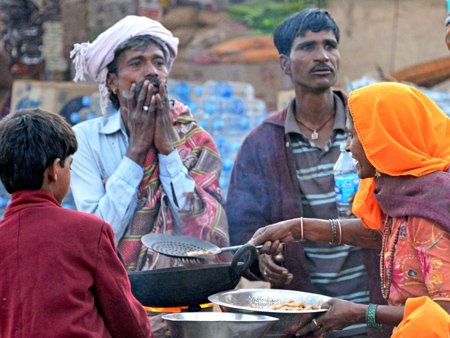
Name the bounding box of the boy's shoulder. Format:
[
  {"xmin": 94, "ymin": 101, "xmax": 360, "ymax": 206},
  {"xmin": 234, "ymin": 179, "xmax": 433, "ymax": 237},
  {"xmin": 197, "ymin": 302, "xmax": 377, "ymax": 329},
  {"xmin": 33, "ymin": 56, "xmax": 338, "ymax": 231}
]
[
  {"xmin": 50, "ymin": 207, "xmax": 116, "ymax": 244},
  {"xmin": 51, "ymin": 207, "xmax": 109, "ymax": 232}
]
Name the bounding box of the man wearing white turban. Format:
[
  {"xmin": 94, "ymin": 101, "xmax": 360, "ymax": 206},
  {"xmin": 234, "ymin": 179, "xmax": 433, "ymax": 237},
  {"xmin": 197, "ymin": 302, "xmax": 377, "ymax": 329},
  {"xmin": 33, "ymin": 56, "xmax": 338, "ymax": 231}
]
[{"xmin": 69, "ymin": 16, "xmax": 230, "ymax": 273}]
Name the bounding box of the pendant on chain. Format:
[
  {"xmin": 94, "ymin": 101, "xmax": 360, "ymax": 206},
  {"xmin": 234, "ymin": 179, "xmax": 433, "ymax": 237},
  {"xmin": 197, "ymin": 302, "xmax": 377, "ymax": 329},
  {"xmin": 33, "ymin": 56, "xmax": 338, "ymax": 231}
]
[{"xmin": 295, "ymin": 113, "xmax": 334, "ymax": 141}]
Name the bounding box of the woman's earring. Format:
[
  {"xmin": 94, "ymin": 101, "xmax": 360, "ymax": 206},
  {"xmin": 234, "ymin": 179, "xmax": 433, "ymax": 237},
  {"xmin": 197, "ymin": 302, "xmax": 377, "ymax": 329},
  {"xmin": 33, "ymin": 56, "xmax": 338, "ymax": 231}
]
[
  {"xmin": 111, "ymin": 87, "xmax": 117, "ymax": 95},
  {"xmin": 375, "ymin": 169, "xmax": 381, "ymax": 177}
]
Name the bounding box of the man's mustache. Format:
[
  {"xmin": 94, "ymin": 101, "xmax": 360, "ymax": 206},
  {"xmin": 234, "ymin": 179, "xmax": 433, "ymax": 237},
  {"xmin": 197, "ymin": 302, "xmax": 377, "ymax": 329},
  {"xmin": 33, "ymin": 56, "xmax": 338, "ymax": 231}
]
[{"xmin": 311, "ymin": 64, "xmax": 334, "ymax": 73}]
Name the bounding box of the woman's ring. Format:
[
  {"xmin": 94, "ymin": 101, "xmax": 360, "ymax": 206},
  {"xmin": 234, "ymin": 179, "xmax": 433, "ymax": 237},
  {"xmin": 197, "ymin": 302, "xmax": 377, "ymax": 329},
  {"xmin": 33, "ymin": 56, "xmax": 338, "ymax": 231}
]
[
  {"xmin": 263, "ymin": 267, "xmax": 268, "ymax": 276},
  {"xmin": 143, "ymin": 105, "xmax": 149, "ymax": 111},
  {"xmin": 312, "ymin": 318, "xmax": 321, "ymax": 329}
]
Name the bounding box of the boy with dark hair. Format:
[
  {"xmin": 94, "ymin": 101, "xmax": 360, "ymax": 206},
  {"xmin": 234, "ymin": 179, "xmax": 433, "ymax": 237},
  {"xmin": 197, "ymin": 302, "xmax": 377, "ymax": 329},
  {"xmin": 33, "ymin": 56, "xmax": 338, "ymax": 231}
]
[{"xmin": 0, "ymin": 109, "xmax": 152, "ymax": 337}]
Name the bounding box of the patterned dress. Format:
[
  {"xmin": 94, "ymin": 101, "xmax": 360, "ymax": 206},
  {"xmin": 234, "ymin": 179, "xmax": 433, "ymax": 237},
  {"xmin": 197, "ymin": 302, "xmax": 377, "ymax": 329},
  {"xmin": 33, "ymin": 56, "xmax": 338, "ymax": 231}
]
[{"xmin": 381, "ymin": 216, "xmax": 450, "ymax": 306}]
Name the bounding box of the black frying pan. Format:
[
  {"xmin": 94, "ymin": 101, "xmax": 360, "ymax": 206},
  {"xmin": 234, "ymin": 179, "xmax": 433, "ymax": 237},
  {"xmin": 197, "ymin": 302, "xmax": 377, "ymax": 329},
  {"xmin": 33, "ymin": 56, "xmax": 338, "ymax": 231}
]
[{"xmin": 128, "ymin": 244, "xmax": 256, "ymax": 308}]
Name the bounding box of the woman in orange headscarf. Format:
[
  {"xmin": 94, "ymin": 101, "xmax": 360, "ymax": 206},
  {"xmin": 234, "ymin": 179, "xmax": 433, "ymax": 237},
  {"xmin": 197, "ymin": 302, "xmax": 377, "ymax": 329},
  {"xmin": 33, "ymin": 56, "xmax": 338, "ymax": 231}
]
[{"xmin": 249, "ymin": 82, "xmax": 450, "ymax": 337}]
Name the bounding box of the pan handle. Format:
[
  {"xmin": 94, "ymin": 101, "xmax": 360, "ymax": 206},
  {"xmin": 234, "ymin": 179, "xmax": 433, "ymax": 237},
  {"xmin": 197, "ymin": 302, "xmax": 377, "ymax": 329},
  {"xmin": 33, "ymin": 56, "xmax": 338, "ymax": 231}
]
[{"xmin": 230, "ymin": 244, "xmax": 257, "ymax": 277}]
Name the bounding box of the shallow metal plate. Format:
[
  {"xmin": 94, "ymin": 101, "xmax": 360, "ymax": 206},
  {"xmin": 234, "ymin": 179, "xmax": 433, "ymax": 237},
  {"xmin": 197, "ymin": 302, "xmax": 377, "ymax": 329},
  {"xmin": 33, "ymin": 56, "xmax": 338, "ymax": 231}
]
[
  {"xmin": 209, "ymin": 289, "xmax": 331, "ymax": 337},
  {"xmin": 209, "ymin": 288, "xmax": 330, "ymax": 314}
]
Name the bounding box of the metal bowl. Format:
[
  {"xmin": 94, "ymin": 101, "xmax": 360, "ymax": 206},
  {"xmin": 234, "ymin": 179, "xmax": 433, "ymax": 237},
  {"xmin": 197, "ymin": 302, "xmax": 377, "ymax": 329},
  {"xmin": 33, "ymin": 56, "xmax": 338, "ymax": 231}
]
[
  {"xmin": 208, "ymin": 289, "xmax": 330, "ymax": 337},
  {"xmin": 162, "ymin": 312, "xmax": 278, "ymax": 338}
]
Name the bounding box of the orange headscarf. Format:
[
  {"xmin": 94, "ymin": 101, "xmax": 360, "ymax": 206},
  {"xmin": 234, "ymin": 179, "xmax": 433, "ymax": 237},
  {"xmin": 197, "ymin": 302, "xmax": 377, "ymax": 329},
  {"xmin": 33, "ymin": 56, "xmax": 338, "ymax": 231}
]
[
  {"xmin": 349, "ymin": 82, "xmax": 450, "ymax": 229},
  {"xmin": 391, "ymin": 297, "xmax": 450, "ymax": 337}
]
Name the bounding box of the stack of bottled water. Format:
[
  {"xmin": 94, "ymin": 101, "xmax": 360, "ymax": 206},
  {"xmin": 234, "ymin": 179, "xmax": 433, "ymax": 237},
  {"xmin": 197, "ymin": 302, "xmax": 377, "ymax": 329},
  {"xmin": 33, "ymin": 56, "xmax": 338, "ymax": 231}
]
[{"xmin": 168, "ymin": 79, "xmax": 268, "ymax": 198}]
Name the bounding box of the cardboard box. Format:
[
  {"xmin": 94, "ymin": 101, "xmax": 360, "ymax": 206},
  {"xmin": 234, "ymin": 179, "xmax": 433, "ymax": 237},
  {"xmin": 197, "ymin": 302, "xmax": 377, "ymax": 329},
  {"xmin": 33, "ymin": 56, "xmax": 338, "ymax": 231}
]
[{"xmin": 11, "ymin": 80, "xmax": 99, "ymax": 118}]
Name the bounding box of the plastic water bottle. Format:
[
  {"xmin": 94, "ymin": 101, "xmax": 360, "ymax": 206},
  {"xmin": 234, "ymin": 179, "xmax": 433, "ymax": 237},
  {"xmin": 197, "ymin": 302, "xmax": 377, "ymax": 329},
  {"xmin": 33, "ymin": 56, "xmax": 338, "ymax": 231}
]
[{"xmin": 333, "ymin": 143, "xmax": 360, "ymax": 218}]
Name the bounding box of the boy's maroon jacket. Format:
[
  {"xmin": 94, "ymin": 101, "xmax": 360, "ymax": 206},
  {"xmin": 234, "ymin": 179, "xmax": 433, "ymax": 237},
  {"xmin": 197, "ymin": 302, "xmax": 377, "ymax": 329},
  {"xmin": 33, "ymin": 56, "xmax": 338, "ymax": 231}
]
[{"xmin": 0, "ymin": 190, "xmax": 152, "ymax": 338}]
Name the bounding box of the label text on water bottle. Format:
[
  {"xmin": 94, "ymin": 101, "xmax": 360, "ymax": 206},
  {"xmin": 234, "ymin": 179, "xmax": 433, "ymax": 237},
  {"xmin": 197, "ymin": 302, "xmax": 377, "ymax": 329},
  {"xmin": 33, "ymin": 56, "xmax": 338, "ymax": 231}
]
[{"xmin": 334, "ymin": 173, "xmax": 359, "ymax": 217}]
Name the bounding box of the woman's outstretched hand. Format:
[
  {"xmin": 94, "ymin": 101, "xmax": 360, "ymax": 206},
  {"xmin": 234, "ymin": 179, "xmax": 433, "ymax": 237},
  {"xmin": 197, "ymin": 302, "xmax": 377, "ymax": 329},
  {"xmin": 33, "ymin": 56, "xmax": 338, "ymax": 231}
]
[{"xmin": 248, "ymin": 219, "xmax": 299, "ymax": 255}]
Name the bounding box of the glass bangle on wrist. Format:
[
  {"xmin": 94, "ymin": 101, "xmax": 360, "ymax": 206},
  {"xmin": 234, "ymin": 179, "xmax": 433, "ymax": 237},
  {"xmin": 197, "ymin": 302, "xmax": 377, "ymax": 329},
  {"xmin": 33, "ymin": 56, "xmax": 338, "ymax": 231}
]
[{"xmin": 366, "ymin": 303, "xmax": 382, "ymax": 330}]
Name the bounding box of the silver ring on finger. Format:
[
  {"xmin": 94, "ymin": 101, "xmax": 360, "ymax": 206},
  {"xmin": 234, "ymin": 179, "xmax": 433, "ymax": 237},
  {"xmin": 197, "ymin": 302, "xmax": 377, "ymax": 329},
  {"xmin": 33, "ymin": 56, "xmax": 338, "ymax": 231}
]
[
  {"xmin": 263, "ymin": 267, "xmax": 268, "ymax": 276},
  {"xmin": 312, "ymin": 318, "xmax": 321, "ymax": 329},
  {"xmin": 143, "ymin": 105, "xmax": 149, "ymax": 111}
]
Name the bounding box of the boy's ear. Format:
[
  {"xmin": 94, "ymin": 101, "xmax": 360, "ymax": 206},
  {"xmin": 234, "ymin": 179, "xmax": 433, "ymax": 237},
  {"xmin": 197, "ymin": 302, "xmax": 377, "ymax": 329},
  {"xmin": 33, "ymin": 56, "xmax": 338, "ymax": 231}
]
[
  {"xmin": 46, "ymin": 158, "xmax": 61, "ymax": 183},
  {"xmin": 279, "ymin": 54, "xmax": 292, "ymax": 76}
]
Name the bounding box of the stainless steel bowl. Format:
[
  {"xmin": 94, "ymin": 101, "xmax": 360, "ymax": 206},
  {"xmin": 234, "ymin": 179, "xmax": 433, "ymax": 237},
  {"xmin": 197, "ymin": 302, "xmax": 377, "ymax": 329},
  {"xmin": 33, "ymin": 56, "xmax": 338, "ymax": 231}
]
[
  {"xmin": 162, "ymin": 312, "xmax": 278, "ymax": 338},
  {"xmin": 208, "ymin": 289, "xmax": 330, "ymax": 337}
]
